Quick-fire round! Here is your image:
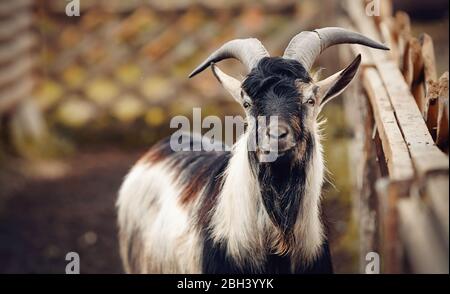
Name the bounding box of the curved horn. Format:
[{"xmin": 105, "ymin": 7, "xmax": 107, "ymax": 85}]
[
  {"xmin": 283, "ymin": 27, "xmax": 389, "ymax": 70},
  {"xmin": 189, "ymin": 38, "xmax": 269, "ymax": 78}
]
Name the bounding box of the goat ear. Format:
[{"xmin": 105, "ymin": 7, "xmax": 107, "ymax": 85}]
[
  {"xmin": 210, "ymin": 63, "xmax": 242, "ymax": 103},
  {"xmin": 316, "ymin": 54, "xmax": 361, "ymax": 107}
]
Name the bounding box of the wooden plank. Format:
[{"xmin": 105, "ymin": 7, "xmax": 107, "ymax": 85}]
[
  {"xmin": 376, "ymin": 179, "xmax": 410, "ymax": 273},
  {"xmin": 419, "ymin": 34, "xmax": 437, "ymax": 123},
  {"xmin": 402, "ymin": 39, "xmax": 415, "ymax": 87},
  {"xmin": 0, "ymin": 12, "xmax": 33, "ymax": 41},
  {"xmin": 0, "ymin": 55, "xmax": 35, "ymax": 88},
  {"xmin": 346, "ymin": 0, "xmax": 448, "ymax": 173},
  {"xmin": 398, "ymin": 197, "xmax": 449, "ymax": 274},
  {"xmin": 425, "ymin": 173, "xmax": 449, "ymax": 246},
  {"xmin": 424, "ymin": 80, "xmax": 441, "ymax": 140},
  {"xmin": 0, "ymin": 33, "xmax": 35, "ymax": 65},
  {"xmin": 394, "ymin": 11, "xmax": 411, "ymax": 66},
  {"xmin": 356, "ymin": 79, "xmax": 382, "ymax": 274},
  {"xmin": 412, "ymin": 81, "xmax": 426, "ymax": 117},
  {"xmin": 421, "ymin": 34, "xmax": 438, "ymax": 86},
  {"xmin": 436, "ymin": 72, "xmax": 449, "ymax": 151},
  {"xmin": 379, "ymin": 19, "xmax": 398, "ymax": 64},
  {"xmin": 379, "ymin": 0, "xmax": 393, "ymax": 20},
  {"xmin": 0, "ymin": 77, "xmax": 33, "ymax": 113},
  {"xmin": 363, "ymin": 68, "xmax": 414, "ymax": 181},
  {"xmin": 338, "ymin": 30, "xmax": 381, "ymax": 272},
  {"xmin": 376, "ymin": 60, "xmax": 449, "ymax": 177},
  {"xmin": 402, "ymin": 38, "xmax": 425, "ymax": 114},
  {"xmin": 401, "ymin": 37, "xmax": 427, "ymax": 118},
  {"xmin": 0, "ymin": 0, "xmax": 31, "ymax": 17},
  {"xmin": 342, "ymin": 0, "xmax": 389, "ymax": 62},
  {"xmin": 344, "ymin": 0, "xmax": 449, "ymax": 275}
]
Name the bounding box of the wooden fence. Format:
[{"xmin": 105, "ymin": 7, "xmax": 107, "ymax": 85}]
[
  {"xmin": 0, "ymin": 0, "xmax": 35, "ymax": 113},
  {"xmin": 1, "ymin": 0, "xmax": 448, "ymax": 273},
  {"xmin": 0, "ymin": 0, "xmax": 48, "ymax": 156},
  {"xmin": 30, "ymin": 0, "xmax": 329, "ymax": 146},
  {"xmin": 340, "ymin": 0, "xmax": 449, "ymax": 273}
]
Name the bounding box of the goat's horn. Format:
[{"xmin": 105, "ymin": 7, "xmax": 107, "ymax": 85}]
[
  {"xmin": 189, "ymin": 38, "xmax": 269, "ymax": 78},
  {"xmin": 283, "ymin": 27, "xmax": 389, "ymax": 70}
]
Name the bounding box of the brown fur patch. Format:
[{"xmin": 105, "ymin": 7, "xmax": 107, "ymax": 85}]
[
  {"xmin": 177, "ymin": 153, "xmax": 230, "ymax": 207},
  {"xmin": 271, "ymin": 230, "xmax": 295, "ymax": 256},
  {"xmin": 196, "ymin": 178, "xmax": 223, "ymax": 228},
  {"xmin": 179, "ymin": 167, "xmax": 208, "ymax": 205},
  {"xmin": 290, "ymin": 115, "xmax": 302, "ymax": 137},
  {"xmin": 139, "ymin": 148, "xmax": 166, "ymax": 165}
]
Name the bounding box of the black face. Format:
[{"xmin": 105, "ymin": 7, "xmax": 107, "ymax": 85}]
[
  {"xmin": 242, "ymin": 57, "xmax": 316, "ymax": 243},
  {"xmin": 242, "ymin": 57, "xmax": 313, "ymax": 158}
]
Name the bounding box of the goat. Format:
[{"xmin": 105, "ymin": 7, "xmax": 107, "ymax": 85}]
[{"xmin": 116, "ymin": 27, "xmax": 388, "ymax": 274}]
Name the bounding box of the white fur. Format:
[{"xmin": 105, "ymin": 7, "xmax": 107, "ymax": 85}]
[
  {"xmin": 290, "ymin": 121, "xmax": 325, "ymax": 269},
  {"xmin": 210, "ymin": 131, "xmax": 272, "ymax": 271},
  {"xmin": 117, "ymin": 123, "xmax": 326, "ymax": 273},
  {"xmin": 210, "ymin": 121, "xmax": 326, "ymax": 270},
  {"xmin": 117, "ymin": 162, "xmax": 202, "ymax": 273}
]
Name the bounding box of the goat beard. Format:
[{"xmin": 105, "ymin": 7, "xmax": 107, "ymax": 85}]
[
  {"xmin": 255, "ymin": 152, "xmax": 306, "ymax": 252},
  {"xmin": 260, "ymin": 186, "xmax": 302, "ymax": 250}
]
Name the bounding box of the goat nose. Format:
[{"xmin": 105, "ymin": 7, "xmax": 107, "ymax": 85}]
[
  {"xmin": 267, "ymin": 125, "xmax": 289, "ymax": 140},
  {"xmin": 264, "ymin": 123, "xmax": 295, "ymax": 152}
]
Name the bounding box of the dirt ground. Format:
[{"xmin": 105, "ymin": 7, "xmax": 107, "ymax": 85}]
[
  {"xmin": 0, "ymin": 149, "xmax": 145, "ymax": 274},
  {"xmin": 0, "ymin": 147, "xmax": 351, "ymax": 274}
]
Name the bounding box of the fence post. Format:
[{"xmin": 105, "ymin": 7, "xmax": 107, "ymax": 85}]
[{"xmin": 0, "ymin": 0, "xmax": 48, "ymax": 157}]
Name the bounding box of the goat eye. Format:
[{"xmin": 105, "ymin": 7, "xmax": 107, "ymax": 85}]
[
  {"xmin": 243, "ymin": 101, "xmax": 251, "ymax": 108},
  {"xmin": 306, "ymin": 98, "xmax": 315, "ymax": 106}
]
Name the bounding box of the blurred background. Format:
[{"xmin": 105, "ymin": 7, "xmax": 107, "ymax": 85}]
[{"xmin": 0, "ymin": 0, "xmax": 448, "ymax": 273}]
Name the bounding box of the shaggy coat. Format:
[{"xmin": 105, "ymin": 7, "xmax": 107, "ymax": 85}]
[{"xmin": 117, "ymin": 58, "xmax": 333, "ymax": 274}]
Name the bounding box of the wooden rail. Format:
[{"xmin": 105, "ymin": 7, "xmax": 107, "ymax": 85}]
[
  {"xmin": 0, "ymin": 0, "xmax": 35, "ymax": 113},
  {"xmin": 0, "ymin": 0, "xmax": 48, "ymax": 157},
  {"xmin": 340, "ymin": 0, "xmax": 448, "ymax": 273}
]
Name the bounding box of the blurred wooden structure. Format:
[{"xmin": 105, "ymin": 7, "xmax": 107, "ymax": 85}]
[
  {"xmin": 1, "ymin": 0, "xmax": 447, "ymax": 273},
  {"xmin": 340, "ymin": 0, "xmax": 449, "ymax": 273},
  {"xmin": 33, "ymin": 0, "xmax": 323, "ymax": 145},
  {"xmin": 0, "ymin": 0, "xmax": 47, "ymax": 156}
]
